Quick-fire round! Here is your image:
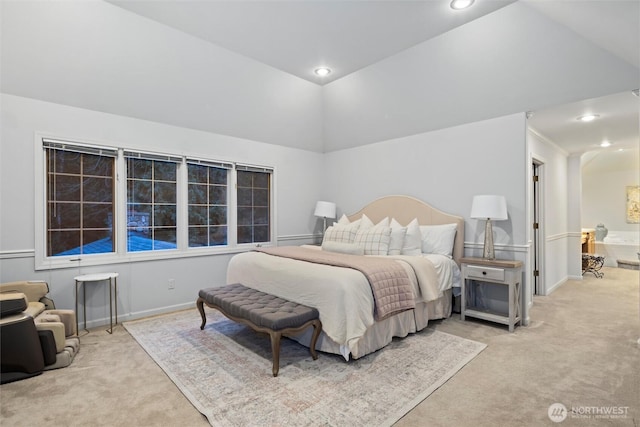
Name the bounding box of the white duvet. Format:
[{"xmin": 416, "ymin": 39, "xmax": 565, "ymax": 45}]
[{"xmin": 226, "ymin": 247, "xmax": 460, "ymax": 358}]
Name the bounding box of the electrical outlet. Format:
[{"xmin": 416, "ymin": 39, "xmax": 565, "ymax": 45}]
[{"xmin": 168, "ymin": 279, "xmax": 175, "ymax": 290}]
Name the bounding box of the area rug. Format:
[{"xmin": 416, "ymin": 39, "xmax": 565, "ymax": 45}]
[{"xmin": 124, "ymin": 309, "xmax": 486, "ymax": 427}]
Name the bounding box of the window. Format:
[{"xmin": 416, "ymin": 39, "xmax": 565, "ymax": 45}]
[
  {"xmin": 37, "ymin": 137, "xmax": 274, "ymax": 268},
  {"xmin": 44, "ymin": 141, "xmax": 116, "ymax": 257},
  {"xmin": 125, "ymin": 152, "xmax": 180, "ymax": 252},
  {"xmin": 187, "ymin": 160, "xmax": 231, "ymax": 247},
  {"xmin": 236, "ymin": 166, "xmax": 272, "ymax": 244}
]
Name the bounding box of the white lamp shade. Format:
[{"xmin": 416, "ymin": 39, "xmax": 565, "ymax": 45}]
[
  {"xmin": 314, "ymin": 201, "xmax": 336, "ymax": 219},
  {"xmin": 470, "ymin": 195, "xmax": 508, "ymax": 220}
]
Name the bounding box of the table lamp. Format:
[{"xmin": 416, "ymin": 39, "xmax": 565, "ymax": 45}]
[
  {"xmin": 314, "ymin": 201, "xmax": 336, "ymax": 232},
  {"xmin": 470, "ymin": 195, "xmax": 508, "ymax": 260}
]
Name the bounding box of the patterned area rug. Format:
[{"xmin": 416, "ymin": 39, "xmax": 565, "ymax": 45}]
[{"xmin": 124, "ymin": 309, "xmax": 486, "ymax": 427}]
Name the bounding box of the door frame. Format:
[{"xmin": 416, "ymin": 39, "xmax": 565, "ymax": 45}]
[{"xmin": 530, "ymin": 156, "xmax": 546, "ymax": 296}]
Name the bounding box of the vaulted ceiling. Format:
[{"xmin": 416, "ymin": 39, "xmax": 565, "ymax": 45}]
[
  {"xmin": 2, "ymin": 1, "xmax": 638, "ymax": 154},
  {"xmin": 107, "ymin": 0, "xmax": 517, "ymax": 85}
]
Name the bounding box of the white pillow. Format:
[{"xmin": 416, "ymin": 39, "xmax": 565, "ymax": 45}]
[
  {"xmin": 359, "ymin": 214, "xmax": 375, "ymax": 230},
  {"xmin": 376, "ymin": 216, "xmax": 390, "ymax": 228},
  {"xmin": 336, "ymin": 213, "xmax": 362, "ymax": 228},
  {"xmin": 388, "ymin": 221, "xmax": 407, "ymax": 256},
  {"xmin": 354, "ymin": 226, "xmax": 391, "ymax": 255},
  {"xmin": 397, "ymin": 218, "xmax": 421, "ymax": 256},
  {"xmin": 322, "ymin": 224, "xmax": 358, "ymax": 244},
  {"xmin": 420, "ymin": 223, "xmax": 458, "ymax": 257},
  {"xmin": 336, "ymin": 214, "xmax": 351, "ymax": 225},
  {"xmin": 322, "ymin": 241, "xmax": 365, "ymax": 255}
]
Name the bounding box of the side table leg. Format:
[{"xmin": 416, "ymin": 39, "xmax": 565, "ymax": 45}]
[
  {"xmin": 108, "ymin": 277, "xmax": 113, "ymax": 334},
  {"xmin": 508, "ymin": 282, "xmax": 514, "ymax": 333},
  {"xmin": 114, "ymin": 276, "xmax": 118, "ymax": 326},
  {"xmin": 83, "ymin": 281, "xmax": 87, "ymax": 331},
  {"xmin": 75, "ymin": 280, "xmax": 79, "ymax": 337},
  {"xmin": 461, "ymin": 279, "xmax": 467, "ymax": 321}
]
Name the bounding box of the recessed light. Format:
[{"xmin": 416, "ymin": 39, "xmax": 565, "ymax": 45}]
[
  {"xmin": 600, "ymin": 141, "xmax": 611, "ymax": 147},
  {"xmin": 450, "ymin": 0, "xmax": 475, "ymax": 10},
  {"xmin": 314, "ymin": 67, "xmax": 331, "ymax": 77},
  {"xmin": 577, "ymin": 114, "xmax": 599, "ymax": 122}
]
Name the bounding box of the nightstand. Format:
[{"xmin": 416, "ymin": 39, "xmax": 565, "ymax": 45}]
[{"xmin": 460, "ymin": 257, "xmax": 523, "ymax": 332}]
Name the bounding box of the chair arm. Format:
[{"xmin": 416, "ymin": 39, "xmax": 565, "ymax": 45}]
[
  {"xmin": 39, "ymin": 296, "xmax": 56, "ymax": 310},
  {"xmin": 0, "ymin": 292, "xmax": 28, "ymax": 317},
  {"xmin": 0, "ymin": 281, "xmax": 50, "ymax": 304},
  {"xmin": 34, "ymin": 316, "xmax": 66, "ymax": 353},
  {"xmin": 45, "ymin": 309, "xmax": 77, "ymax": 337}
]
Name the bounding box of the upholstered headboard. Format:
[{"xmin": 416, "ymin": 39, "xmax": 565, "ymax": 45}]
[{"xmin": 346, "ymin": 195, "xmax": 465, "ymax": 266}]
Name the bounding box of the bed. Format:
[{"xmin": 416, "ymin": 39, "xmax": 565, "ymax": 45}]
[{"xmin": 227, "ymin": 195, "xmax": 464, "ymax": 360}]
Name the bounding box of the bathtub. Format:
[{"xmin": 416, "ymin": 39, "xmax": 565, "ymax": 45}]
[{"xmin": 594, "ymin": 231, "xmax": 640, "ymax": 267}]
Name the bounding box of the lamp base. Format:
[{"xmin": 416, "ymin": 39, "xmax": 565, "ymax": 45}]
[{"xmin": 482, "ymin": 219, "xmax": 496, "ymax": 260}]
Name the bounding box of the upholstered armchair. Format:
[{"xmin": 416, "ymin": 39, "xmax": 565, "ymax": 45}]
[{"xmin": 0, "ymin": 281, "xmax": 80, "ymax": 376}]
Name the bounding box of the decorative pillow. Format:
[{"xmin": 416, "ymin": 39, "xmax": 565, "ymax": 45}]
[
  {"xmin": 376, "ymin": 216, "xmax": 390, "ymax": 228},
  {"xmin": 388, "ymin": 220, "xmax": 407, "ymax": 256},
  {"xmin": 359, "ymin": 214, "xmax": 375, "ymax": 230},
  {"xmin": 336, "ymin": 214, "xmax": 351, "ymax": 225},
  {"xmin": 354, "ymin": 226, "xmax": 392, "ymax": 255},
  {"xmin": 420, "ymin": 223, "xmax": 458, "ymax": 257},
  {"xmin": 336, "ymin": 213, "xmax": 362, "ymax": 229},
  {"xmin": 321, "ymin": 241, "xmax": 365, "ymax": 255},
  {"xmin": 396, "ymin": 218, "xmax": 421, "ymax": 256},
  {"xmin": 322, "ymin": 224, "xmax": 358, "ymax": 244}
]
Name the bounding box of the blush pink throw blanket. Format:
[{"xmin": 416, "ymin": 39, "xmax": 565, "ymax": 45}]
[{"xmin": 255, "ymin": 246, "xmax": 415, "ymax": 320}]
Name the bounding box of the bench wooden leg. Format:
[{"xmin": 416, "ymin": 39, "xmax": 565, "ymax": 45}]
[
  {"xmin": 197, "ymin": 293, "xmax": 322, "ymax": 377},
  {"xmin": 309, "ymin": 319, "xmax": 322, "ymax": 360},
  {"xmin": 196, "ymin": 297, "xmax": 207, "ymax": 330},
  {"xmin": 269, "ymin": 330, "xmax": 282, "ymax": 377}
]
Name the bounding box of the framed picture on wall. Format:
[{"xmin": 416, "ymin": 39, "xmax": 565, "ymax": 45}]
[{"xmin": 626, "ymin": 186, "xmax": 640, "ymax": 223}]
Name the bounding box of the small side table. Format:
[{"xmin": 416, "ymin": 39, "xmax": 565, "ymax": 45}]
[
  {"xmin": 460, "ymin": 257, "xmax": 523, "ymax": 332},
  {"xmin": 74, "ymin": 273, "xmax": 118, "ymax": 334}
]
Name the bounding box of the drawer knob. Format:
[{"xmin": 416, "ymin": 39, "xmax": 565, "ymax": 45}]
[{"xmin": 482, "ymin": 271, "xmax": 487, "ymax": 275}]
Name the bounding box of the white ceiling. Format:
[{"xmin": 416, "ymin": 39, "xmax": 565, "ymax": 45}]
[
  {"xmin": 108, "ymin": 0, "xmax": 517, "ymax": 85},
  {"xmin": 528, "ymin": 90, "xmax": 639, "ymax": 154},
  {"xmin": 523, "ymin": 0, "xmax": 639, "ymax": 155},
  {"xmin": 3, "ymin": 1, "xmax": 637, "ymax": 154},
  {"xmin": 108, "ymin": 0, "xmax": 639, "ymax": 154}
]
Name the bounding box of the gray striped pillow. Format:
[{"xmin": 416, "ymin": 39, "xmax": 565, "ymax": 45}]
[{"xmin": 354, "ymin": 226, "xmax": 392, "ymax": 255}]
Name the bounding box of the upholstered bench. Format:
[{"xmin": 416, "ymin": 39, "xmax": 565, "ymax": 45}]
[{"xmin": 197, "ymin": 283, "xmax": 322, "ymax": 377}]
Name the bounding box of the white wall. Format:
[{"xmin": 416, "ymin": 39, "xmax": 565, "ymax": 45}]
[
  {"xmin": 1, "ymin": 0, "xmax": 599, "ymax": 328},
  {"xmin": 582, "ymin": 149, "xmax": 640, "ymax": 233},
  {"xmin": 322, "ymin": 2, "xmax": 639, "ymax": 152},
  {"xmin": 567, "ymin": 155, "xmax": 584, "ymax": 279},
  {"xmin": 324, "ymin": 113, "xmax": 533, "ymax": 322},
  {"xmin": 527, "ymin": 130, "xmax": 575, "ymax": 293},
  {"xmin": 324, "ymin": 113, "xmax": 527, "ymax": 247},
  {"xmin": 0, "ymin": 0, "xmax": 324, "ymax": 152},
  {"xmin": 0, "ymin": 94, "xmax": 325, "ymax": 325}
]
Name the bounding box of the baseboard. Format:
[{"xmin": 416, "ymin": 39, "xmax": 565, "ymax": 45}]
[
  {"xmin": 81, "ymin": 301, "xmax": 195, "ymax": 329},
  {"xmin": 545, "ymin": 277, "xmax": 570, "ymax": 295}
]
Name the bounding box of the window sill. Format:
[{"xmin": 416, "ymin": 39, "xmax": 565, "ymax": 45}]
[{"xmin": 34, "ymin": 244, "xmax": 272, "ymax": 271}]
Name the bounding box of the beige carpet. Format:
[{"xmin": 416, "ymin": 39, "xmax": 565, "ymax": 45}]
[
  {"xmin": 1, "ymin": 266, "xmax": 637, "ymax": 426},
  {"xmin": 123, "ymin": 309, "xmax": 486, "ymax": 426}
]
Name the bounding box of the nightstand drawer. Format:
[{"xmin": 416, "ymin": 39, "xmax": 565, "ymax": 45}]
[{"xmin": 466, "ymin": 265, "xmax": 505, "ymax": 281}]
